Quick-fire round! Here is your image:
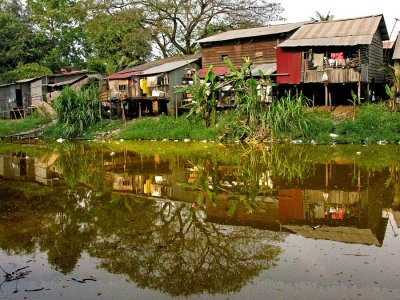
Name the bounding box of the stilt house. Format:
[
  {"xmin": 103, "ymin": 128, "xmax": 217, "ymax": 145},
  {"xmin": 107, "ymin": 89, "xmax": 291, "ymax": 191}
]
[
  {"xmin": 107, "ymin": 55, "xmax": 200, "ymax": 118},
  {"xmin": 276, "ymin": 15, "xmax": 389, "ymax": 105}
]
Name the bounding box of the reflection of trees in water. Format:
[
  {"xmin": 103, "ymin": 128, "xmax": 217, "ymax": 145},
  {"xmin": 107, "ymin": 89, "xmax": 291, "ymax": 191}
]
[
  {"xmin": 187, "ymin": 144, "xmax": 314, "ymax": 214},
  {"xmin": 0, "ymin": 182, "xmax": 283, "ymax": 296},
  {"xmin": 89, "ymin": 197, "xmax": 283, "ymax": 296},
  {"xmin": 38, "ymin": 188, "xmax": 99, "ymax": 274},
  {"xmin": 55, "ymin": 142, "xmax": 107, "ymax": 190}
]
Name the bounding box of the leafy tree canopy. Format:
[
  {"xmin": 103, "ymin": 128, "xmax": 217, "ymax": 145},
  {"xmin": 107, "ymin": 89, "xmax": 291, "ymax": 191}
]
[{"xmin": 0, "ymin": 63, "xmax": 52, "ymax": 83}]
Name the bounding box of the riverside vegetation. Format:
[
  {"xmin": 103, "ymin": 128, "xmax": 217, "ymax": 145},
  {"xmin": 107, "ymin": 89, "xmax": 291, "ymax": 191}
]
[{"xmin": 1, "ymin": 58, "xmax": 400, "ymax": 144}]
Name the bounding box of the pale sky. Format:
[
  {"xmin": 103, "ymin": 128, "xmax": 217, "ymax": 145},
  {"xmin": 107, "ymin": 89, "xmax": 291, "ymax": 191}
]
[{"xmin": 277, "ymin": 0, "xmax": 400, "ymax": 40}]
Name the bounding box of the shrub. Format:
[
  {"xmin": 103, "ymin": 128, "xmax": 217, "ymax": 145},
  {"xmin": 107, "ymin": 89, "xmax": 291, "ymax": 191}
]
[{"xmin": 52, "ymin": 84, "xmax": 100, "ymax": 138}]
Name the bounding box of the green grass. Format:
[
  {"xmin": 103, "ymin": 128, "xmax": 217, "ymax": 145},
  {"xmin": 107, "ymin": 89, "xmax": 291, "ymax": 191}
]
[
  {"xmin": 336, "ymin": 104, "xmax": 400, "ymax": 144},
  {"xmin": 42, "ymin": 119, "xmax": 123, "ymax": 140},
  {"xmin": 0, "ymin": 111, "xmax": 52, "ymax": 138},
  {"xmin": 117, "ymin": 114, "xmax": 218, "ymax": 141}
]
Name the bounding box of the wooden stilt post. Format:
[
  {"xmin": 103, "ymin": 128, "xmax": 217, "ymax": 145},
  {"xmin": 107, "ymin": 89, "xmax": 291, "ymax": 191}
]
[
  {"xmin": 324, "ymin": 84, "xmax": 328, "ymax": 106},
  {"xmin": 139, "ymin": 101, "xmax": 142, "ymax": 118}
]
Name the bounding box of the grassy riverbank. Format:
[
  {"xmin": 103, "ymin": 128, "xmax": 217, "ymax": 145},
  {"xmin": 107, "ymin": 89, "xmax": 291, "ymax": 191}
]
[
  {"xmin": 0, "ymin": 111, "xmax": 52, "ymax": 138},
  {"xmin": 3, "ymin": 102, "xmax": 400, "ymax": 145}
]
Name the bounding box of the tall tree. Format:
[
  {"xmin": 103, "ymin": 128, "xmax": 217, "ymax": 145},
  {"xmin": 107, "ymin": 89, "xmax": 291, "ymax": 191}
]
[
  {"xmin": 87, "ymin": 0, "xmax": 285, "ymax": 57},
  {"xmin": 0, "ymin": 11, "xmax": 27, "ymax": 73},
  {"xmin": 26, "ymin": 0, "xmax": 88, "ymax": 72},
  {"xmin": 84, "ymin": 8, "xmax": 152, "ymax": 72}
]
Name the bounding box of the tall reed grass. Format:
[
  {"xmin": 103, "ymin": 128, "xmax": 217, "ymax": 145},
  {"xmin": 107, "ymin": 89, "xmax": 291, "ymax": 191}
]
[{"xmin": 52, "ymin": 84, "xmax": 100, "ymax": 138}]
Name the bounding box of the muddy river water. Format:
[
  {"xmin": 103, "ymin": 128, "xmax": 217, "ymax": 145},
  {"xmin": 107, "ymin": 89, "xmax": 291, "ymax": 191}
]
[{"xmin": 0, "ymin": 140, "xmax": 400, "ymax": 299}]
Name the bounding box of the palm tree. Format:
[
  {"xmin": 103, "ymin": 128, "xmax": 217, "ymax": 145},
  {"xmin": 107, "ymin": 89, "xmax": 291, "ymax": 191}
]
[{"xmin": 311, "ymin": 11, "xmax": 335, "ymax": 22}]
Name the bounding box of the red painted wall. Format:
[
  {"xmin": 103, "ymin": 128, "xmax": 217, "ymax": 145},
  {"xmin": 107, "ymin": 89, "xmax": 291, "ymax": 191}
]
[
  {"xmin": 278, "ymin": 189, "xmax": 303, "ymax": 223},
  {"xmin": 276, "ymin": 47, "xmax": 301, "ymax": 84}
]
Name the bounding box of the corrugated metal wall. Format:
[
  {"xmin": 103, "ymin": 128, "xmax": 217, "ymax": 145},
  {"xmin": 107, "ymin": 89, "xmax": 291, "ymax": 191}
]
[{"xmin": 276, "ymin": 47, "xmax": 302, "ymax": 84}]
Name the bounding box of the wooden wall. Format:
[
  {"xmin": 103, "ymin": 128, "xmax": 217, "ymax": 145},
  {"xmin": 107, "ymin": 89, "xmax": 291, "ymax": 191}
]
[
  {"xmin": 30, "ymin": 78, "xmax": 45, "ymax": 106},
  {"xmin": 202, "ymin": 37, "xmax": 282, "ymax": 68},
  {"xmin": 368, "ymin": 29, "xmax": 385, "ymax": 83},
  {"xmin": 109, "ymin": 79, "xmax": 130, "ymax": 99}
]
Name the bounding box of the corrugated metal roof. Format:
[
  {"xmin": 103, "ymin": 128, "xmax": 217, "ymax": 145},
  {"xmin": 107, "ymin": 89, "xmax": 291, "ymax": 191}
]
[
  {"xmin": 393, "ymin": 33, "xmax": 400, "ymax": 60},
  {"xmin": 108, "ymin": 71, "xmax": 142, "ymax": 80},
  {"xmin": 383, "ymin": 40, "xmax": 394, "ymax": 49},
  {"xmin": 48, "ymin": 75, "xmax": 87, "ymax": 87},
  {"xmin": 251, "ymin": 63, "xmax": 276, "ymax": 76},
  {"xmin": 196, "ymin": 21, "xmax": 311, "ymax": 44},
  {"xmin": 141, "ymin": 58, "xmax": 199, "ymax": 75},
  {"xmin": 198, "ymin": 66, "xmax": 230, "ymax": 78},
  {"xmin": 279, "ymin": 14, "xmax": 389, "ymax": 47},
  {"xmin": 119, "ymin": 54, "xmax": 201, "ymax": 74},
  {"xmin": 16, "ymin": 77, "xmax": 42, "ymax": 83},
  {"xmin": 0, "ymin": 83, "xmax": 15, "ymax": 88}
]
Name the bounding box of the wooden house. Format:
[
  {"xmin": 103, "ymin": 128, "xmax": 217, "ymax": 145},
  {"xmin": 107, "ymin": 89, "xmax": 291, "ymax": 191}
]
[
  {"xmin": 392, "ymin": 33, "xmax": 400, "ymax": 102},
  {"xmin": 276, "ymin": 15, "xmax": 389, "ymax": 105},
  {"xmin": 0, "ymin": 83, "xmax": 17, "ymax": 118},
  {"xmin": 106, "ymin": 55, "xmax": 200, "ymax": 118},
  {"xmin": 194, "ymin": 22, "xmax": 308, "ymax": 106},
  {"xmin": 46, "ymin": 72, "xmax": 100, "ymax": 101},
  {"xmin": 196, "ymin": 22, "xmax": 308, "ymax": 71}
]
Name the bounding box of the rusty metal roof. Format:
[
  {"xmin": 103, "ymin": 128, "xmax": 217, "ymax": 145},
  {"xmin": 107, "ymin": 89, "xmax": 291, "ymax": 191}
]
[
  {"xmin": 108, "ymin": 71, "xmax": 142, "ymax": 80},
  {"xmin": 196, "ymin": 21, "xmax": 310, "ymax": 44},
  {"xmin": 279, "ymin": 14, "xmax": 389, "ymax": 47},
  {"xmin": 393, "ymin": 33, "xmax": 400, "ymax": 60}
]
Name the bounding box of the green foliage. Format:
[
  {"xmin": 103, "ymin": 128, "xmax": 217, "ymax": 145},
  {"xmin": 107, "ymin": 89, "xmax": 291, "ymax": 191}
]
[
  {"xmin": 178, "ymin": 66, "xmax": 219, "ymax": 127},
  {"xmin": 0, "ymin": 63, "xmax": 51, "ymax": 83},
  {"xmin": 0, "ymin": 110, "xmax": 52, "ymax": 137},
  {"xmin": 52, "ymin": 84, "xmax": 100, "ymax": 138},
  {"xmin": 336, "ymin": 104, "xmax": 400, "ymax": 143},
  {"xmin": 266, "ymin": 92, "xmax": 312, "ymax": 138},
  {"xmin": 117, "ymin": 114, "xmax": 218, "ymax": 141},
  {"xmin": 0, "ymin": 11, "xmax": 27, "ymax": 73},
  {"xmin": 303, "ymin": 109, "xmax": 335, "ymax": 142},
  {"xmin": 311, "ymin": 11, "xmax": 335, "ymax": 21},
  {"xmin": 224, "ymin": 57, "xmax": 272, "ymax": 140},
  {"xmin": 27, "ymin": 0, "xmax": 87, "ymax": 72},
  {"xmin": 84, "ymin": 10, "xmax": 151, "ymax": 70}
]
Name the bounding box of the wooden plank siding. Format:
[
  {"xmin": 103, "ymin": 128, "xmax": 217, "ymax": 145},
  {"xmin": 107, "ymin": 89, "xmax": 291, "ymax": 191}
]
[
  {"xmin": 368, "ymin": 29, "xmax": 385, "ymax": 83},
  {"xmin": 202, "ymin": 38, "xmax": 282, "ymax": 68}
]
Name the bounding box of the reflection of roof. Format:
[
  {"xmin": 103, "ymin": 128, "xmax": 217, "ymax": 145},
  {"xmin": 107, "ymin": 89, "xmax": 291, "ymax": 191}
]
[
  {"xmin": 196, "ymin": 22, "xmax": 309, "ymax": 44},
  {"xmin": 279, "ymin": 14, "xmax": 389, "ymax": 47},
  {"xmin": 142, "ymin": 58, "xmax": 199, "ymax": 75},
  {"xmin": 283, "ymin": 225, "xmax": 381, "ymax": 246}
]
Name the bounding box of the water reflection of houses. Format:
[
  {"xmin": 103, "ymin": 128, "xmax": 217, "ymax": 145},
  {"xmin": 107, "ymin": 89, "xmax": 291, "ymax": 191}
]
[
  {"xmin": 103, "ymin": 152, "xmax": 389, "ymax": 246},
  {"xmin": 0, "ymin": 152, "xmax": 64, "ymax": 186},
  {"xmin": 104, "ymin": 151, "xmax": 173, "ymax": 198},
  {"xmin": 277, "ymin": 163, "xmax": 389, "ymax": 246},
  {"xmin": 204, "ymin": 162, "xmax": 389, "ymax": 246}
]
